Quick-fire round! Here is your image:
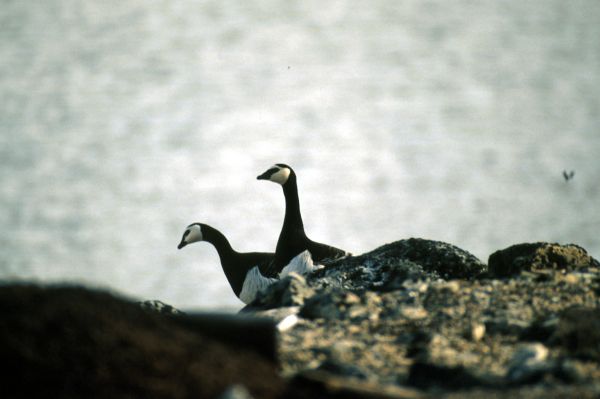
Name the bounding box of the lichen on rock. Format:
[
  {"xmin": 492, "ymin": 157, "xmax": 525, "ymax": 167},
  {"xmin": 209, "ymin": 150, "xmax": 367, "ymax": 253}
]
[{"xmin": 488, "ymin": 242, "xmax": 600, "ymax": 278}]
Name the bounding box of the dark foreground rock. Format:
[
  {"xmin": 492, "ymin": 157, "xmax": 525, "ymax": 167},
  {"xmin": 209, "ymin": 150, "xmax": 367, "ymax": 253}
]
[
  {"xmin": 0, "ymin": 284, "xmax": 289, "ymax": 399},
  {"xmin": 247, "ymin": 239, "xmax": 600, "ymax": 398}
]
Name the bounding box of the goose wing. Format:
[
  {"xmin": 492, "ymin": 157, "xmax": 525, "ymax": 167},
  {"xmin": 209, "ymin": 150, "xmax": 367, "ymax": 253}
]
[{"xmin": 244, "ymin": 252, "xmax": 279, "ymax": 279}]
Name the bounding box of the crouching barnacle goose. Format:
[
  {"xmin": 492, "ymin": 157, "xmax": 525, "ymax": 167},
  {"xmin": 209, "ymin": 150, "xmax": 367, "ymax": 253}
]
[
  {"xmin": 177, "ymin": 223, "xmax": 277, "ymax": 304},
  {"xmin": 257, "ymin": 163, "xmax": 350, "ymax": 273}
]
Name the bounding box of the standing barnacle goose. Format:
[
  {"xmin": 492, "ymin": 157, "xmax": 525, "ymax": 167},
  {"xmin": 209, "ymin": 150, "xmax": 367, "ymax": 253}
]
[
  {"xmin": 177, "ymin": 223, "xmax": 277, "ymax": 304},
  {"xmin": 257, "ymin": 163, "xmax": 350, "ymax": 273}
]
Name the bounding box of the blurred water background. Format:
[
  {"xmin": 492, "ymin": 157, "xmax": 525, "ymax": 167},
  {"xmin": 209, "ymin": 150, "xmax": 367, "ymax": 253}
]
[{"xmin": 1, "ymin": 1, "xmax": 599, "ymax": 311}]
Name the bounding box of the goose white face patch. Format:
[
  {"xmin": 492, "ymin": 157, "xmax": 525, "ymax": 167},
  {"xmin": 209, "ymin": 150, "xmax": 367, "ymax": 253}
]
[
  {"xmin": 270, "ymin": 165, "xmax": 290, "ymax": 185},
  {"xmin": 184, "ymin": 224, "xmax": 203, "ymax": 245}
]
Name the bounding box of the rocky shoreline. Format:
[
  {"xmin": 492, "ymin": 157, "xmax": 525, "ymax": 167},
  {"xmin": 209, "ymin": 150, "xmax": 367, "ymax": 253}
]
[
  {"xmin": 248, "ymin": 239, "xmax": 600, "ymax": 398},
  {"xmin": 2, "ymin": 239, "xmax": 600, "ymax": 398}
]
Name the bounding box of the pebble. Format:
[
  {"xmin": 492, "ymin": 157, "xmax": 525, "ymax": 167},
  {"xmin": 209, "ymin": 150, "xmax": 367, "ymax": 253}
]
[
  {"xmin": 400, "ymin": 306, "xmax": 429, "ymax": 320},
  {"xmin": 509, "ymin": 343, "xmax": 549, "ymax": 366},
  {"xmin": 216, "ymin": 385, "xmax": 255, "ymax": 399},
  {"xmin": 470, "ymin": 323, "xmax": 486, "ymax": 341},
  {"xmin": 277, "ymin": 314, "xmax": 299, "ymax": 332}
]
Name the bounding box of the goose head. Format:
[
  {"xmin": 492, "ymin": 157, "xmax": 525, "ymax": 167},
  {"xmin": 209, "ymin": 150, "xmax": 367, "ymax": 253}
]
[
  {"xmin": 177, "ymin": 223, "xmax": 203, "ymax": 249},
  {"xmin": 256, "ymin": 163, "xmax": 293, "ymax": 185}
]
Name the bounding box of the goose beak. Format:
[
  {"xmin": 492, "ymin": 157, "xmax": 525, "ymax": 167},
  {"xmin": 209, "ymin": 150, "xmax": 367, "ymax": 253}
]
[
  {"xmin": 257, "ymin": 170, "xmax": 271, "ymax": 180},
  {"xmin": 177, "ymin": 240, "xmax": 187, "ymax": 250}
]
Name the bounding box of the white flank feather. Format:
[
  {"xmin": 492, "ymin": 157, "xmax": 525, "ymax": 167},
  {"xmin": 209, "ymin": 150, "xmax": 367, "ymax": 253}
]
[
  {"xmin": 239, "ymin": 266, "xmax": 277, "ymax": 304},
  {"xmin": 279, "ymin": 250, "xmax": 324, "ymax": 278}
]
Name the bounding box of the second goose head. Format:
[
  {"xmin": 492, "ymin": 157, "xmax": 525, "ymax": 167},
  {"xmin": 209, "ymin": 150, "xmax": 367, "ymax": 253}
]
[
  {"xmin": 257, "ymin": 163, "xmax": 293, "ymax": 186},
  {"xmin": 177, "ymin": 223, "xmax": 203, "ymax": 249}
]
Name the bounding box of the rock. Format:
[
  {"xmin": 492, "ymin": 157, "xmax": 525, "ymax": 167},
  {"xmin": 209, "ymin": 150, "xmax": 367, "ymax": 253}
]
[
  {"xmin": 423, "ymin": 280, "xmax": 463, "ymax": 310},
  {"xmin": 309, "ymin": 239, "xmax": 486, "ymax": 294},
  {"xmin": 299, "ymin": 288, "xmax": 373, "ymax": 321},
  {"xmin": 217, "ymin": 384, "xmax": 255, "ymax": 399},
  {"xmin": 520, "ymin": 316, "xmax": 559, "ymax": 342},
  {"xmin": 485, "ymin": 318, "xmax": 531, "ymax": 336},
  {"xmin": 314, "ymin": 256, "xmax": 429, "ymax": 292},
  {"xmin": 268, "ymin": 240, "xmax": 600, "ymax": 397},
  {"xmin": 247, "ymin": 272, "xmax": 314, "ymax": 310},
  {"xmin": 249, "ymin": 305, "xmax": 301, "ymax": 322},
  {"xmin": 277, "ymin": 314, "xmax": 300, "ymax": 332},
  {"xmin": 399, "ymin": 306, "xmax": 429, "ymax": 321},
  {"xmin": 0, "ymin": 284, "xmax": 286, "ymax": 399},
  {"xmin": 488, "ymin": 243, "xmax": 600, "ymax": 278},
  {"xmin": 374, "ymin": 239, "xmax": 487, "ymax": 279},
  {"xmin": 317, "ymin": 359, "xmax": 370, "ymax": 380},
  {"xmin": 406, "ymin": 330, "xmax": 433, "ymax": 359},
  {"xmin": 406, "ymin": 361, "xmax": 490, "ymax": 390},
  {"xmin": 138, "ymin": 299, "xmax": 185, "ymax": 315},
  {"xmin": 431, "ymin": 280, "xmax": 461, "ymax": 294},
  {"xmin": 556, "ymin": 359, "xmax": 588, "ymax": 384},
  {"xmin": 550, "ymin": 307, "xmax": 600, "ymax": 361},
  {"xmin": 505, "ymin": 343, "xmax": 591, "ymax": 386},
  {"xmin": 247, "ymin": 239, "xmax": 485, "ymax": 316},
  {"xmin": 506, "ymin": 343, "xmax": 551, "ymax": 384},
  {"xmin": 171, "ymin": 312, "xmax": 278, "ymax": 362},
  {"xmin": 289, "ymin": 370, "xmax": 424, "ymax": 399},
  {"xmin": 469, "ymin": 323, "xmax": 486, "ymax": 342}
]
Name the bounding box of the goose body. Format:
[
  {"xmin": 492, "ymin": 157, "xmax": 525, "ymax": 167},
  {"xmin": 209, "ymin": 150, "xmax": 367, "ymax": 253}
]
[
  {"xmin": 177, "ymin": 223, "xmax": 276, "ymax": 304},
  {"xmin": 257, "ymin": 164, "xmax": 349, "ymax": 272}
]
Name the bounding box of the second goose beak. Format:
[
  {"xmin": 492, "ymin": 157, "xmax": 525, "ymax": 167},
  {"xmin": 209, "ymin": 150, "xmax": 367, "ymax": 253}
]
[{"xmin": 257, "ymin": 169, "xmax": 274, "ymax": 180}]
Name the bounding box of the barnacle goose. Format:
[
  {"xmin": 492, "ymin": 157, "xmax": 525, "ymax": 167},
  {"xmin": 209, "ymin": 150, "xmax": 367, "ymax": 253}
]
[
  {"xmin": 257, "ymin": 164, "xmax": 349, "ymax": 273},
  {"xmin": 177, "ymin": 223, "xmax": 277, "ymax": 304}
]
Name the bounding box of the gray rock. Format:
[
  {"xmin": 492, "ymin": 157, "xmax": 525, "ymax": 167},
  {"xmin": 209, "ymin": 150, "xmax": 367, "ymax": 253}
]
[
  {"xmin": 368, "ymin": 238, "xmax": 487, "ymax": 279},
  {"xmin": 504, "ymin": 343, "xmax": 588, "ymax": 386},
  {"xmin": 314, "ymin": 239, "xmax": 486, "ymax": 292},
  {"xmin": 488, "ymin": 242, "xmax": 600, "ymax": 278},
  {"xmin": 299, "ymin": 288, "xmax": 366, "ymax": 320},
  {"xmin": 248, "ymin": 272, "xmax": 314, "ymax": 310},
  {"xmin": 510, "ymin": 343, "xmax": 548, "ymax": 366},
  {"xmin": 138, "ymin": 299, "xmax": 185, "ymax": 315}
]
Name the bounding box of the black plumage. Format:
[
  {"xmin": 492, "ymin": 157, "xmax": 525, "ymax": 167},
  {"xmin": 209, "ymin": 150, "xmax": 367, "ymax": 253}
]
[
  {"xmin": 257, "ymin": 164, "xmax": 348, "ymax": 272},
  {"xmin": 177, "ymin": 223, "xmax": 275, "ymax": 299}
]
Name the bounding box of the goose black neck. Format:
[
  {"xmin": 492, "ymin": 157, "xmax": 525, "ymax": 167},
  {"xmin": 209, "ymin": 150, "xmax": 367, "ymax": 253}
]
[
  {"xmin": 282, "ymin": 174, "xmax": 304, "ymax": 232},
  {"xmin": 201, "ymin": 225, "xmax": 237, "ymax": 264}
]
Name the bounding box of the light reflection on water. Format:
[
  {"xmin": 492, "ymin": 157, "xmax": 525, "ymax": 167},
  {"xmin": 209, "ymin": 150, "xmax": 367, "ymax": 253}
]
[{"xmin": 1, "ymin": 1, "xmax": 599, "ymax": 310}]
